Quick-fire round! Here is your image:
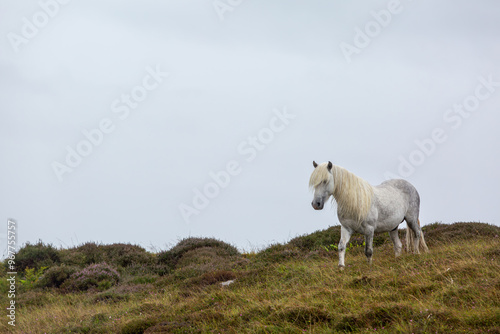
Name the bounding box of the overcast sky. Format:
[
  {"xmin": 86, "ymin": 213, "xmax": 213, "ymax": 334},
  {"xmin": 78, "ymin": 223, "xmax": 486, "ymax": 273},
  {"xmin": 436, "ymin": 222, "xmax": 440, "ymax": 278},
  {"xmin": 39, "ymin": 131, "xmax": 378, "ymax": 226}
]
[{"xmin": 1, "ymin": 0, "xmax": 499, "ymax": 253}]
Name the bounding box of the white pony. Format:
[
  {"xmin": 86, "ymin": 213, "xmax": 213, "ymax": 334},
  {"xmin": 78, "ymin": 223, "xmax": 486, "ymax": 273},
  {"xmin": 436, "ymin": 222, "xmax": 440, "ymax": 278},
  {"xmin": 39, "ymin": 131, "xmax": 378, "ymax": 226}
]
[{"xmin": 309, "ymin": 161, "xmax": 428, "ymax": 269}]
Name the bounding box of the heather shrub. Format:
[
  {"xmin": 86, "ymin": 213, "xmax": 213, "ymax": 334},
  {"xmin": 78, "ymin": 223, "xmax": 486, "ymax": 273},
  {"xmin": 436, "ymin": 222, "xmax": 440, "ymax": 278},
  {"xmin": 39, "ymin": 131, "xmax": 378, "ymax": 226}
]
[
  {"xmin": 62, "ymin": 262, "xmax": 120, "ymax": 291},
  {"xmin": 422, "ymin": 222, "xmax": 500, "ymax": 244},
  {"xmin": 176, "ymin": 247, "xmax": 236, "ymax": 268},
  {"xmin": 8, "ymin": 241, "xmax": 60, "ymax": 272},
  {"xmin": 102, "ymin": 243, "xmax": 154, "ymax": 267},
  {"xmin": 154, "ymin": 264, "xmax": 172, "ymax": 276},
  {"xmin": 157, "ymin": 237, "xmax": 240, "ymax": 271},
  {"xmin": 59, "ymin": 242, "xmax": 153, "ymax": 268},
  {"xmin": 37, "ymin": 264, "xmax": 78, "ymax": 288},
  {"xmin": 288, "ymin": 226, "xmax": 341, "ymax": 251},
  {"xmin": 256, "ymin": 243, "xmax": 302, "ymax": 262},
  {"xmin": 59, "ymin": 242, "xmax": 102, "ymax": 266},
  {"xmin": 172, "ymin": 247, "xmax": 238, "ymax": 281}
]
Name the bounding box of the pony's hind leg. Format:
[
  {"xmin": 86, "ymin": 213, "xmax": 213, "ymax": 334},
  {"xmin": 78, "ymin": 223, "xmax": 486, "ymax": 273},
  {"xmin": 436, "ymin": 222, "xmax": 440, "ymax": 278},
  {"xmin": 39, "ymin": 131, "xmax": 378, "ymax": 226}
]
[
  {"xmin": 338, "ymin": 225, "xmax": 353, "ymax": 270},
  {"xmin": 389, "ymin": 228, "xmax": 402, "ymax": 257},
  {"xmin": 364, "ymin": 226, "xmax": 375, "ymax": 266},
  {"xmin": 405, "ymin": 217, "xmax": 421, "ymax": 254}
]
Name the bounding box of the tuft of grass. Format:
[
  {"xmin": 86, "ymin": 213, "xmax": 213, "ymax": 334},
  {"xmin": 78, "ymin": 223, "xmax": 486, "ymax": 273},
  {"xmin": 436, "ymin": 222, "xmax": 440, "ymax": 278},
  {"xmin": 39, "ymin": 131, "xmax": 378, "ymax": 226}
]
[
  {"xmin": 91, "ymin": 312, "xmax": 110, "ymax": 326},
  {"xmin": 255, "ymin": 243, "xmax": 302, "ymax": 263},
  {"xmin": 144, "ymin": 321, "xmax": 200, "ymax": 333},
  {"xmin": 93, "ymin": 291, "xmax": 131, "ymax": 304},
  {"xmin": 288, "ymin": 226, "xmax": 342, "ymax": 251},
  {"xmin": 17, "ymin": 290, "xmax": 52, "ymax": 307},
  {"xmin": 186, "ymin": 270, "xmax": 237, "ymax": 287},
  {"xmin": 273, "ymin": 305, "xmax": 334, "ymax": 327},
  {"xmin": 288, "ymin": 225, "xmax": 388, "ymax": 252},
  {"xmin": 121, "ymin": 318, "xmax": 157, "ymax": 334}
]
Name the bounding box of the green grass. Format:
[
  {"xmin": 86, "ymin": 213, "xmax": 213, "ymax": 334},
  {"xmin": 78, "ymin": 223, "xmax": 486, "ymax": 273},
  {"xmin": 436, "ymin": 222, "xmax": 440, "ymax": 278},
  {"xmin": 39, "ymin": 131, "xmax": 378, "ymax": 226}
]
[{"xmin": 1, "ymin": 222, "xmax": 499, "ymax": 333}]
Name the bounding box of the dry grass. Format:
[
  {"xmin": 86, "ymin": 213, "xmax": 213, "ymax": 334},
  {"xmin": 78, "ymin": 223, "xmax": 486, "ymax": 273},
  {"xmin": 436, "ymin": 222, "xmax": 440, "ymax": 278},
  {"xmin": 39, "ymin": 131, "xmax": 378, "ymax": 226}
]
[{"xmin": 1, "ymin": 222, "xmax": 499, "ymax": 333}]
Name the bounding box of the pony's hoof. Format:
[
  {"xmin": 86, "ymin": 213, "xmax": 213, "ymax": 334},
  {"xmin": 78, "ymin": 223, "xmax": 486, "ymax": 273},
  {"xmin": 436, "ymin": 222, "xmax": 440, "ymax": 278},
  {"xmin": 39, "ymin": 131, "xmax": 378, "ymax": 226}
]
[{"xmin": 339, "ymin": 265, "xmax": 345, "ymax": 271}]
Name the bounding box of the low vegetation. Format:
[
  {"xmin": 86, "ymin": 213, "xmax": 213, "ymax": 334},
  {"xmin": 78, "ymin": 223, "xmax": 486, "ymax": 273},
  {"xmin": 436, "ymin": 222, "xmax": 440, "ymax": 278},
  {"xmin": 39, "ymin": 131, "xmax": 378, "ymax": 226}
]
[{"xmin": 1, "ymin": 222, "xmax": 499, "ymax": 333}]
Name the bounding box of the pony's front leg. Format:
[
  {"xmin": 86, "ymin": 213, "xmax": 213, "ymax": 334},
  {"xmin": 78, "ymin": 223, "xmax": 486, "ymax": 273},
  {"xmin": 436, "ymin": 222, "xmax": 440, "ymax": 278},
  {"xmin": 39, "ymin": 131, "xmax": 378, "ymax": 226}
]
[
  {"xmin": 338, "ymin": 225, "xmax": 352, "ymax": 270},
  {"xmin": 364, "ymin": 227, "xmax": 374, "ymax": 266}
]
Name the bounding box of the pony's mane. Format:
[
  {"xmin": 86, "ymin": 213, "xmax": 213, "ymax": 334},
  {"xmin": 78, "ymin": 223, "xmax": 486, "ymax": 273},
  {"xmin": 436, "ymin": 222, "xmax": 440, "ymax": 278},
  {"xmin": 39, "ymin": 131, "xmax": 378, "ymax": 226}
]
[{"xmin": 309, "ymin": 163, "xmax": 374, "ymax": 222}]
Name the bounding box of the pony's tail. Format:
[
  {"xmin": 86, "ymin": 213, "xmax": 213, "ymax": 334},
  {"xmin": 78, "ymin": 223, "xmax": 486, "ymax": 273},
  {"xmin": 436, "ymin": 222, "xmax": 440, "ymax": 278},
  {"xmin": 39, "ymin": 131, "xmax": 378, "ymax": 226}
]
[
  {"xmin": 419, "ymin": 219, "xmax": 429, "ymax": 253},
  {"xmin": 406, "ymin": 219, "xmax": 429, "ymax": 253}
]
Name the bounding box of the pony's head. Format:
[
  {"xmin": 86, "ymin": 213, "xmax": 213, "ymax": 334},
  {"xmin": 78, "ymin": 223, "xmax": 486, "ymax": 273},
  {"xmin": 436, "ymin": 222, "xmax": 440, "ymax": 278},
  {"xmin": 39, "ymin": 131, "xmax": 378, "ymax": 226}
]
[{"xmin": 309, "ymin": 161, "xmax": 334, "ymax": 210}]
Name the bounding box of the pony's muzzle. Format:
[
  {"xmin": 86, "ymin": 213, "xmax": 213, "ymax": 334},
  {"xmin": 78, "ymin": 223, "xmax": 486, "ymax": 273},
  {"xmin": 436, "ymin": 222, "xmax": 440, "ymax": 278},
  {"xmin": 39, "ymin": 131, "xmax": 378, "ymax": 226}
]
[{"xmin": 312, "ymin": 201, "xmax": 324, "ymax": 210}]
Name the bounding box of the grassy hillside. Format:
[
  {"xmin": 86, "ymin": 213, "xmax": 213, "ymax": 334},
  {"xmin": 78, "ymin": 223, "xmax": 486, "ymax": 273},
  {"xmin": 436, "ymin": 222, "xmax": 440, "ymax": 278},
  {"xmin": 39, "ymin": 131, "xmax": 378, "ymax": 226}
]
[{"xmin": 1, "ymin": 222, "xmax": 499, "ymax": 333}]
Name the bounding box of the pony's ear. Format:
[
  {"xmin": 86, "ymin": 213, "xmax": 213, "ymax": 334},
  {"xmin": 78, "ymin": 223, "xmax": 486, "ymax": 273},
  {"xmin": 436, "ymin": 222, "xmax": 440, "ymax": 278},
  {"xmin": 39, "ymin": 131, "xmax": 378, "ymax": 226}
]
[
  {"xmin": 327, "ymin": 161, "xmax": 333, "ymax": 171},
  {"xmin": 313, "ymin": 161, "xmax": 318, "ymax": 168}
]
